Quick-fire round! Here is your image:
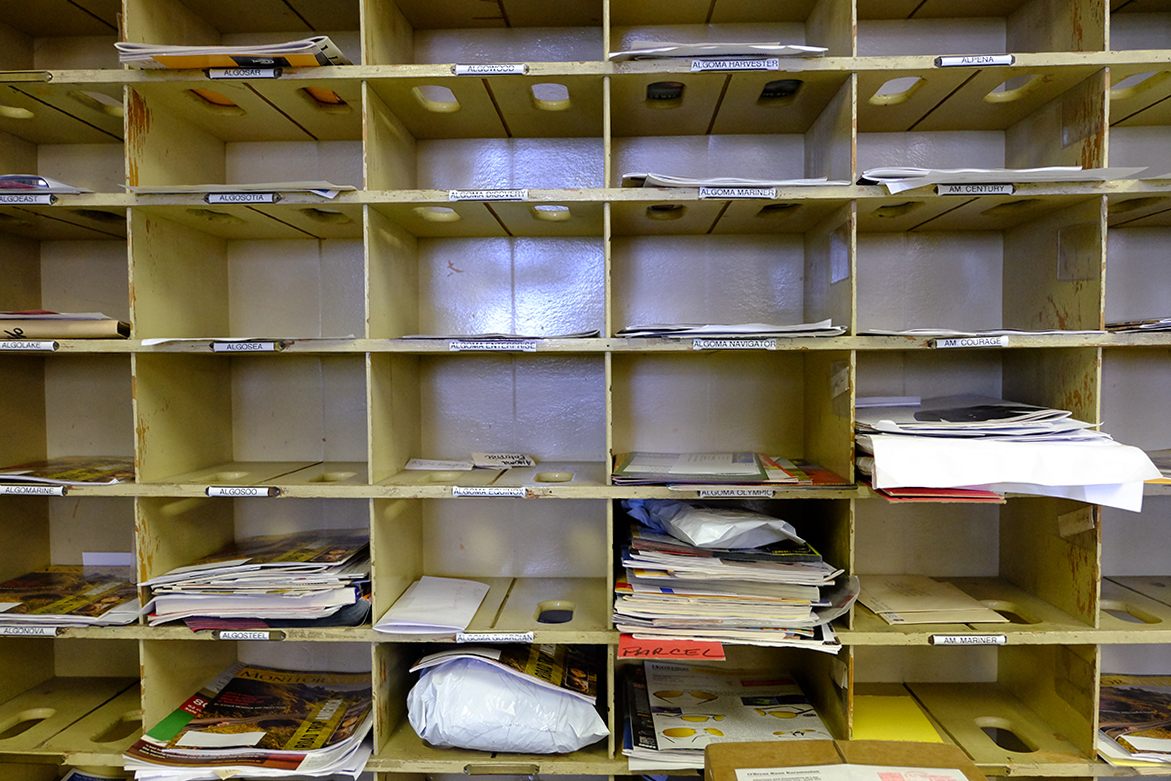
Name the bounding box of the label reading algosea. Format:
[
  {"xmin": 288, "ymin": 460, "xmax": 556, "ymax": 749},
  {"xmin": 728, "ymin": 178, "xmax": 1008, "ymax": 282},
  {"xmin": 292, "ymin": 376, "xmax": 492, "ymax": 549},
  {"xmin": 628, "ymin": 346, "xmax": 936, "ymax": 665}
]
[
  {"xmin": 206, "ymin": 486, "xmax": 281, "ymax": 498},
  {"xmin": 212, "ymin": 341, "xmax": 279, "ymax": 352}
]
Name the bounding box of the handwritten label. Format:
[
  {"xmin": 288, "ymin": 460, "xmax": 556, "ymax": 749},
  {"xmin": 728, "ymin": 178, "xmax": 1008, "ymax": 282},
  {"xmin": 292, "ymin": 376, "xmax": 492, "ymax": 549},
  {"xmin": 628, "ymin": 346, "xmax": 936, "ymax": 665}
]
[
  {"xmin": 692, "ymin": 338, "xmax": 777, "ymax": 351},
  {"xmin": 935, "ymin": 54, "xmax": 1015, "ymax": 67},
  {"xmin": 936, "ymin": 183, "xmax": 1014, "ymax": 196},
  {"xmin": 930, "ymin": 634, "xmax": 1007, "ymax": 646},
  {"xmin": 933, "ymin": 336, "xmax": 1009, "ymax": 349},
  {"xmin": 212, "ymin": 341, "xmax": 279, "ymax": 352},
  {"xmin": 206, "ymin": 192, "xmax": 279, "ymax": 204},
  {"xmin": 0, "ymin": 625, "xmax": 58, "ymax": 636},
  {"xmin": 691, "ymin": 57, "xmax": 780, "ymax": 72},
  {"xmin": 452, "ymin": 486, "xmax": 528, "ymax": 498},
  {"xmin": 208, "ymin": 67, "xmax": 281, "ymax": 79},
  {"xmin": 0, "ymin": 340, "xmax": 57, "ymax": 351},
  {"xmin": 618, "ymin": 635, "xmax": 725, "ymax": 660},
  {"xmin": 448, "ymin": 189, "xmax": 528, "ymax": 202},
  {"xmin": 453, "ymin": 63, "xmax": 528, "ymax": 76},
  {"xmin": 472, "ymin": 453, "xmax": 535, "ymax": 468},
  {"xmin": 216, "ymin": 630, "xmax": 283, "ymax": 641},
  {"xmin": 0, "ymin": 485, "xmax": 65, "ymax": 496},
  {"xmin": 699, "ymin": 187, "xmax": 777, "ymax": 200},
  {"xmin": 450, "ymin": 339, "xmax": 537, "ymax": 352},
  {"xmin": 456, "ymin": 631, "xmax": 535, "ymax": 643},
  {"xmin": 697, "ymin": 488, "xmax": 775, "ymax": 499},
  {"xmin": 0, "ymin": 193, "xmax": 55, "ymax": 205},
  {"xmin": 205, "ymin": 486, "xmax": 281, "ymax": 498}
]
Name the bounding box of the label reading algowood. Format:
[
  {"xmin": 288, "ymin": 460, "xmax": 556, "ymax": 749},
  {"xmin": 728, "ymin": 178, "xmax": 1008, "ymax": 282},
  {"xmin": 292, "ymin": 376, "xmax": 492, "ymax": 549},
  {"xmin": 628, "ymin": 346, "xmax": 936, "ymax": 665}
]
[
  {"xmin": 0, "ymin": 625, "xmax": 58, "ymax": 636},
  {"xmin": 452, "ymin": 486, "xmax": 528, "ymax": 498},
  {"xmin": 930, "ymin": 634, "xmax": 1007, "ymax": 646},
  {"xmin": 933, "ymin": 336, "xmax": 1009, "ymax": 349},
  {"xmin": 212, "ymin": 341, "xmax": 279, "ymax": 352},
  {"xmin": 692, "ymin": 338, "xmax": 777, "ymax": 350},
  {"xmin": 691, "ymin": 57, "xmax": 780, "ymax": 72},
  {"xmin": 698, "ymin": 187, "xmax": 777, "ymax": 200},
  {"xmin": 206, "ymin": 192, "xmax": 280, "ymax": 204},
  {"xmin": 450, "ymin": 339, "xmax": 538, "ymax": 352},
  {"xmin": 0, "ymin": 485, "xmax": 65, "ymax": 496},
  {"xmin": 206, "ymin": 486, "xmax": 281, "ymax": 498},
  {"xmin": 448, "ymin": 189, "xmax": 528, "ymax": 201},
  {"xmin": 456, "ymin": 631, "xmax": 534, "ymax": 643},
  {"xmin": 936, "ymin": 183, "xmax": 1015, "ymax": 196},
  {"xmin": 208, "ymin": 67, "xmax": 281, "ymax": 79},
  {"xmin": 453, "ymin": 63, "xmax": 528, "ymax": 76},
  {"xmin": 0, "ymin": 340, "xmax": 57, "ymax": 351},
  {"xmin": 0, "ymin": 193, "xmax": 55, "ymax": 205},
  {"xmin": 935, "ymin": 54, "xmax": 1015, "ymax": 67}
]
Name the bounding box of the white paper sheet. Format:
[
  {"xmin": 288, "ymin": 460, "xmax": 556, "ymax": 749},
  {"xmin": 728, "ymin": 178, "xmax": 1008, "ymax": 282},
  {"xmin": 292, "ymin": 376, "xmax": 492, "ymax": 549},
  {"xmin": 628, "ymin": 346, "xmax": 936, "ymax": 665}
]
[
  {"xmin": 374, "ymin": 576, "xmax": 489, "ymax": 634},
  {"xmin": 860, "ymin": 166, "xmax": 1147, "ymax": 194}
]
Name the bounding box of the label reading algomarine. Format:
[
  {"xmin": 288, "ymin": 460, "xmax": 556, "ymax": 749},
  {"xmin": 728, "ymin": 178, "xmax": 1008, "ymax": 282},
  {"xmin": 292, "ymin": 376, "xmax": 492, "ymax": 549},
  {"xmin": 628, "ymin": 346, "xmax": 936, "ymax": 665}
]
[
  {"xmin": 0, "ymin": 485, "xmax": 65, "ymax": 496},
  {"xmin": 208, "ymin": 67, "xmax": 281, "ymax": 79},
  {"xmin": 206, "ymin": 192, "xmax": 279, "ymax": 204},
  {"xmin": 0, "ymin": 193, "xmax": 55, "ymax": 205},
  {"xmin": 448, "ymin": 189, "xmax": 528, "ymax": 202},
  {"xmin": 936, "ymin": 183, "xmax": 1014, "ymax": 196},
  {"xmin": 450, "ymin": 339, "xmax": 538, "ymax": 352},
  {"xmin": 692, "ymin": 338, "xmax": 777, "ymax": 350},
  {"xmin": 452, "ymin": 486, "xmax": 528, "ymax": 498},
  {"xmin": 456, "ymin": 631, "xmax": 535, "ymax": 643},
  {"xmin": 935, "ymin": 54, "xmax": 1015, "ymax": 67},
  {"xmin": 206, "ymin": 486, "xmax": 281, "ymax": 498},
  {"xmin": 0, "ymin": 625, "xmax": 58, "ymax": 636},
  {"xmin": 453, "ymin": 63, "xmax": 528, "ymax": 76},
  {"xmin": 212, "ymin": 341, "xmax": 279, "ymax": 352},
  {"xmin": 698, "ymin": 488, "xmax": 775, "ymax": 499},
  {"xmin": 691, "ymin": 57, "xmax": 780, "ymax": 72},
  {"xmin": 933, "ymin": 336, "xmax": 1009, "ymax": 349},
  {"xmin": 698, "ymin": 187, "xmax": 777, "ymax": 200},
  {"xmin": 0, "ymin": 340, "xmax": 57, "ymax": 351},
  {"xmin": 930, "ymin": 634, "xmax": 1007, "ymax": 646}
]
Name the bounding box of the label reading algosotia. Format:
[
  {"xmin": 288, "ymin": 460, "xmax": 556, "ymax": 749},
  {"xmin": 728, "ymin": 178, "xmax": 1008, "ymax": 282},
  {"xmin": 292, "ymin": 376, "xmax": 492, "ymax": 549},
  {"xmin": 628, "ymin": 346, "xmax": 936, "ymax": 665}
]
[
  {"xmin": 936, "ymin": 183, "xmax": 1014, "ymax": 196},
  {"xmin": 935, "ymin": 54, "xmax": 1015, "ymax": 67},
  {"xmin": 692, "ymin": 338, "xmax": 777, "ymax": 351},
  {"xmin": 930, "ymin": 634, "xmax": 1007, "ymax": 646},
  {"xmin": 456, "ymin": 631, "xmax": 535, "ymax": 643},
  {"xmin": 453, "ymin": 63, "xmax": 528, "ymax": 76},
  {"xmin": 452, "ymin": 486, "xmax": 528, "ymax": 498},
  {"xmin": 217, "ymin": 630, "xmax": 282, "ymax": 641},
  {"xmin": 0, "ymin": 625, "xmax": 58, "ymax": 636},
  {"xmin": 0, "ymin": 485, "xmax": 65, "ymax": 496},
  {"xmin": 448, "ymin": 188, "xmax": 528, "ymax": 202},
  {"xmin": 0, "ymin": 193, "xmax": 55, "ymax": 205},
  {"xmin": 933, "ymin": 336, "xmax": 1009, "ymax": 349},
  {"xmin": 472, "ymin": 452, "xmax": 535, "ymax": 468},
  {"xmin": 211, "ymin": 341, "xmax": 279, "ymax": 353},
  {"xmin": 0, "ymin": 340, "xmax": 57, "ymax": 351},
  {"xmin": 206, "ymin": 486, "xmax": 281, "ymax": 498},
  {"xmin": 205, "ymin": 192, "xmax": 279, "ymax": 204},
  {"xmin": 698, "ymin": 187, "xmax": 777, "ymax": 200},
  {"xmin": 698, "ymin": 488, "xmax": 775, "ymax": 499},
  {"xmin": 208, "ymin": 67, "xmax": 281, "ymax": 79},
  {"xmin": 449, "ymin": 339, "xmax": 538, "ymax": 352},
  {"xmin": 691, "ymin": 57, "xmax": 780, "ymax": 72}
]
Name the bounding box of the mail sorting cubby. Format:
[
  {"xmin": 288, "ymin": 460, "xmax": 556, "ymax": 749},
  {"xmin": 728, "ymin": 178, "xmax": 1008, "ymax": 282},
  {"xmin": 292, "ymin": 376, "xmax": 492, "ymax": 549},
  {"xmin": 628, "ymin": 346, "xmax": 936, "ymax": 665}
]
[
  {"xmin": 1106, "ymin": 196, "xmax": 1171, "ymax": 322},
  {"xmin": 1099, "ymin": 497, "xmax": 1171, "ymax": 630},
  {"xmin": 1107, "ymin": 62, "xmax": 1171, "ymax": 173},
  {"xmin": 371, "ymin": 641, "xmax": 613, "ymax": 772},
  {"xmin": 855, "ymin": 195, "xmax": 1105, "ymax": 333},
  {"xmin": 128, "ymin": 204, "xmax": 365, "ymax": 341},
  {"xmin": 610, "ymin": 351, "xmax": 854, "ymax": 487},
  {"xmin": 132, "ymin": 353, "xmax": 367, "ymax": 486},
  {"xmin": 371, "ymin": 498, "xmax": 611, "ymax": 638},
  {"xmin": 1108, "ymin": 0, "xmax": 1171, "ymax": 50},
  {"xmin": 0, "ymin": 1, "xmax": 121, "ymax": 70},
  {"xmin": 851, "ymin": 644, "xmax": 1097, "ymax": 769},
  {"xmin": 371, "ymin": 354, "xmax": 607, "ymax": 488}
]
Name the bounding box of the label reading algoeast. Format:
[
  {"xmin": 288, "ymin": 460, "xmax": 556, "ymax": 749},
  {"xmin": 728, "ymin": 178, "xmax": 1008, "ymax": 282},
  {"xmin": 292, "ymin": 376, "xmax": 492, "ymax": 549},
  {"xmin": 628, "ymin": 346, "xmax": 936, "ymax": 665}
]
[
  {"xmin": 450, "ymin": 339, "xmax": 538, "ymax": 352},
  {"xmin": 0, "ymin": 340, "xmax": 57, "ymax": 351},
  {"xmin": 930, "ymin": 634, "xmax": 1007, "ymax": 646},
  {"xmin": 692, "ymin": 338, "xmax": 777, "ymax": 351},
  {"xmin": 208, "ymin": 67, "xmax": 281, "ymax": 79},
  {"xmin": 0, "ymin": 193, "xmax": 55, "ymax": 205},
  {"xmin": 206, "ymin": 192, "xmax": 279, "ymax": 204},
  {"xmin": 935, "ymin": 54, "xmax": 1015, "ymax": 67},
  {"xmin": 217, "ymin": 630, "xmax": 283, "ymax": 641},
  {"xmin": 691, "ymin": 57, "xmax": 780, "ymax": 72},
  {"xmin": 452, "ymin": 486, "xmax": 528, "ymax": 498},
  {"xmin": 0, "ymin": 485, "xmax": 65, "ymax": 496},
  {"xmin": 933, "ymin": 336, "xmax": 1009, "ymax": 349},
  {"xmin": 936, "ymin": 183, "xmax": 1014, "ymax": 196},
  {"xmin": 698, "ymin": 488, "xmax": 775, "ymax": 499},
  {"xmin": 212, "ymin": 341, "xmax": 279, "ymax": 352},
  {"xmin": 206, "ymin": 486, "xmax": 281, "ymax": 498},
  {"xmin": 0, "ymin": 625, "xmax": 58, "ymax": 636},
  {"xmin": 453, "ymin": 63, "xmax": 528, "ymax": 76},
  {"xmin": 698, "ymin": 187, "xmax": 777, "ymax": 200},
  {"xmin": 448, "ymin": 189, "xmax": 528, "ymax": 201},
  {"xmin": 456, "ymin": 631, "xmax": 534, "ymax": 643}
]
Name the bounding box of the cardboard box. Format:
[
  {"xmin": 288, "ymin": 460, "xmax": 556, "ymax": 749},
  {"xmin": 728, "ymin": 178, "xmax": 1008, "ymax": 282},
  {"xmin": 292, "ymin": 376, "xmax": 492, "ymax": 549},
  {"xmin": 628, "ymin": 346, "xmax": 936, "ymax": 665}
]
[{"xmin": 707, "ymin": 740, "xmax": 986, "ymax": 781}]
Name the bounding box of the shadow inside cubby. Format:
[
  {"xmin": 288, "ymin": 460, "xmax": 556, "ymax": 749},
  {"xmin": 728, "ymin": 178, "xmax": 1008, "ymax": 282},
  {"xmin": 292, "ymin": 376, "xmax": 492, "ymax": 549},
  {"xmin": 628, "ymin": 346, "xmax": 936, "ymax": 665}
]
[
  {"xmin": 1109, "ymin": 1, "xmax": 1171, "ymax": 51},
  {"xmin": 1100, "ymin": 496, "xmax": 1171, "ymax": 629},
  {"xmin": 0, "ymin": 2, "xmax": 120, "ymax": 70},
  {"xmin": 1109, "ymin": 67, "xmax": 1171, "ymax": 180}
]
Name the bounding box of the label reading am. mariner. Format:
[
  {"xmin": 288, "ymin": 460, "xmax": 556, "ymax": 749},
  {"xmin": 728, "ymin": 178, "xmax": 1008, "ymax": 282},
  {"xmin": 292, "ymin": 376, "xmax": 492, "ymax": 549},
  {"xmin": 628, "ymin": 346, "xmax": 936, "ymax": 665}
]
[
  {"xmin": 212, "ymin": 341, "xmax": 279, "ymax": 353},
  {"xmin": 0, "ymin": 340, "xmax": 56, "ymax": 351},
  {"xmin": 936, "ymin": 54, "xmax": 1015, "ymax": 67},
  {"xmin": 692, "ymin": 338, "xmax": 777, "ymax": 351},
  {"xmin": 457, "ymin": 631, "xmax": 535, "ymax": 643},
  {"xmin": 206, "ymin": 192, "xmax": 280, "ymax": 204},
  {"xmin": 933, "ymin": 336, "xmax": 1009, "ymax": 349},
  {"xmin": 937, "ymin": 183, "xmax": 1015, "ymax": 196},
  {"xmin": 698, "ymin": 187, "xmax": 777, "ymax": 200},
  {"xmin": 217, "ymin": 630, "xmax": 283, "ymax": 641},
  {"xmin": 208, "ymin": 67, "xmax": 281, "ymax": 79},
  {"xmin": 0, "ymin": 485, "xmax": 65, "ymax": 496},
  {"xmin": 930, "ymin": 634, "xmax": 1007, "ymax": 646},
  {"xmin": 698, "ymin": 488, "xmax": 775, "ymax": 499},
  {"xmin": 453, "ymin": 63, "xmax": 528, "ymax": 76},
  {"xmin": 0, "ymin": 193, "xmax": 55, "ymax": 205},
  {"xmin": 448, "ymin": 188, "xmax": 528, "ymax": 201},
  {"xmin": 450, "ymin": 339, "xmax": 538, "ymax": 352},
  {"xmin": 206, "ymin": 486, "xmax": 281, "ymax": 498},
  {"xmin": 0, "ymin": 625, "xmax": 58, "ymax": 637},
  {"xmin": 452, "ymin": 486, "xmax": 528, "ymax": 498},
  {"xmin": 691, "ymin": 57, "xmax": 779, "ymax": 72}
]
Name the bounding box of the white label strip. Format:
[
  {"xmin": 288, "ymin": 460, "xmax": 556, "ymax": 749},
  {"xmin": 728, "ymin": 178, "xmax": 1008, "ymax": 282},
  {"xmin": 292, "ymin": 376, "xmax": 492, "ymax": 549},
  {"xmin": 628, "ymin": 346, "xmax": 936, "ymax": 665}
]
[
  {"xmin": 216, "ymin": 630, "xmax": 283, "ymax": 641},
  {"xmin": 212, "ymin": 341, "xmax": 279, "ymax": 353},
  {"xmin": 930, "ymin": 634, "xmax": 1007, "ymax": 646},
  {"xmin": 449, "ymin": 339, "xmax": 538, "ymax": 352},
  {"xmin": 933, "ymin": 336, "xmax": 1009, "ymax": 349},
  {"xmin": 692, "ymin": 338, "xmax": 777, "ymax": 351},
  {"xmin": 405, "ymin": 458, "xmax": 474, "ymax": 471},
  {"xmin": 699, "ymin": 187, "xmax": 777, "ymax": 199},
  {"xmin": 452, "ymin": 486, "xmax": 528, "ymax": 498},
  {"xmin": 936, "ymin": 54, "xmax": 1015, "ymax": 67},
  {"xmin": 0, "ymin": 193, "xmax": 55, "ymax": 205},
  {"xmin": 448, "ymin": 189, "xmax": 528, "ymax": 201},
  {"xmin": 0, "ymin": 625, "xmax": 58, "ymax": 636},
  {"xmin": 206, "ymin": 486, "xmax": 281, "ymax": 498},
  {"xmin": 208, "ymin": 67, "xmax": 281, "ymax": 79},
  {"xmin": 456, "ymin": 631, "xmax": 535, "ymax": 643},
  {"xmin": 0, "ymin": 340, "xmax": 57, "ymax": 351},
  {"xmin": 453, "ymin": 63, "xmax": 528, "ymax": 76},
  {"xmin": 691, "ymin": 57, "xmax": 780, "ymax": 72},
  {"xmin": 936, "ymin": 183, "xmax": 1014, "ymax": 196},
  {"xmin": 0, "ymin": 485, "xmax": 65, "ymax": 496},
  {"xmin": 206, "ymin": 192, "xmax": 279, "ymax": 204},
  {"xmin": 697, "ymin": 488, "xmax": 776, "ymax": 498}
]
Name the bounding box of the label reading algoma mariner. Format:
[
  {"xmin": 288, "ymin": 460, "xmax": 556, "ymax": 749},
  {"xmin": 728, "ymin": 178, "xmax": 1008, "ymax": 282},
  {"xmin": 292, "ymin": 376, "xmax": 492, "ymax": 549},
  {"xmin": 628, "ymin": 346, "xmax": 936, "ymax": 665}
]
[
  {"xmin": 208, "ymin": 67, "xmax": 282, "ymax": 79},
  {"xmin": 935, "ymin": 54, "xmax": 1015, "ymax": 67},
  {"xmin": 453, "ymin": 63, "xmax": 528, "ymax": 76},
  {"xmin": 0, "ymin": 193, "xmax": 55, "ymax": 205},
  {"xmin": 936, "ymin": 183, "xmax": 1014, "ymax": 196},
  {"xmin": 0, "ymin": 625, "xmax": 58, "ymax": 636},
  {"xmin": 0, "ymin": 485, "xmax": 66, "ymax": 496},
  {"xmin": 930, "ymin": 634, "xmax": 1007, "ymax": 646},
  {"xmin": 206, "ymin": 486, "xmax": 281, "ymax": 498},
  {"xmin": 692, "ymin": 338, "xmax": 777, "ymax": 351},
  {"xmin": 450, "ymin": 339, "xmax": 538, "ymax": 352},
  {"xmin": 456, "ymin": 631, "xmax": 534, "ymax": 643},
  {"xmin": 698, "ymin": 187, "xmax": 777, "ymax": 200},
  {"xmin": 933, "ymin": 336, "xmax": 1009, "ymax": 349},
  {"xmin": 206, "ymin": 192, "xmax": 280, "ymax": 204},
  {"xmin": 0, "ymin": 340, "xmax": 57, "ymax": 351},
  {"xmin": 448, "ymin": 189, "xmax": 528, "ymax": 202},
  {"xmin": 212, "ymin": 341, "xmax": 280, "ymax": 352},
  {"xmin": 691, "ymin": 57, "xmax": 780, "ymax": 72},
  {"xmin": 452, "ymin": 486, "xmax": 528, "ymax": 498}
]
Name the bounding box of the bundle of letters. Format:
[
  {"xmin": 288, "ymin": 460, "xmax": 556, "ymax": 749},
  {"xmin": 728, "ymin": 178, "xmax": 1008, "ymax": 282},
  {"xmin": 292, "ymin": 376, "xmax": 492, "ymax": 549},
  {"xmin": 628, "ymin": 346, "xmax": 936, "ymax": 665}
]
[
  {"xmin": 142, "ymin": 529, "xmax": 370, "ymax": 627},
  {"xmin": 124, "ymin": 662, "xmax": 372, "ymax": 780},
  {"xmin": 623, "ymin": 661, "xmax": 832, "ymax": 770},
  {"xmin": 0, "ymin": 566, "xmax": 140, "ymax": 627},
  {"xmin": 1098, "ymin": 673, "xmax": 1171, "ymax": 765},
  {"xmin": 615, "ymin": 320, "xmax": 845, "ymax": 338},
  {"xmin": 616, "ymin": 500, "xmax": 856, "ymax": 650},
  {"xmin": 856, "ymin": 395, "xmax": 1161, "ymax": 511},
  {"xmin": 1107, "ymin": 316, "xmax": 1171, "ymax": 333}
]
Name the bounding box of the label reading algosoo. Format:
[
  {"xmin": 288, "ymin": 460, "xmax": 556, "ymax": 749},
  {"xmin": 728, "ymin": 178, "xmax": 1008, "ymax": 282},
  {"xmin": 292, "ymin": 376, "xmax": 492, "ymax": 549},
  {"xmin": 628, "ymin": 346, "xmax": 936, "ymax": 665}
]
[
  {"xmin": 206, "ymin": 192, "xmax": 279, "ymax": 204},
  {"xmin": 930, "ymin": 634, "xmax": 1007, "ymax": 645},
  {"xmin": 452, "ymin": 486, "xmax": 528, "ymax": 498},
  {"xmin": 0, "ymin": 485, "xmax": 65, "ymax": 496},
  {"xmin": 691, "ymin": 57, "xmax": 780, "ymax": 72},
  {"xmin": 933, "ymin": 336, "xmax": 1009, "ymax": 349},
  {"xmin": 206, "ymin": 486, "xmax": 281, "ymax": 498},
  {"xmin": 453, "ymin": 63, "xmax": 528, "ymax": 76},
  {"xmin": 448, "ymin": 189, "xmax": 528, "ymax": 201}
]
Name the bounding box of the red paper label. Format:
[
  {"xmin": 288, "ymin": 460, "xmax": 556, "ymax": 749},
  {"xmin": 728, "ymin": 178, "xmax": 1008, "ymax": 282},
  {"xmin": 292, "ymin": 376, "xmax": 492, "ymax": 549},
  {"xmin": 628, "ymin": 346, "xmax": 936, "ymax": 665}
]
[{"xmin": 618, "ymin": 634, "xmax": 725, "ymax": 660}]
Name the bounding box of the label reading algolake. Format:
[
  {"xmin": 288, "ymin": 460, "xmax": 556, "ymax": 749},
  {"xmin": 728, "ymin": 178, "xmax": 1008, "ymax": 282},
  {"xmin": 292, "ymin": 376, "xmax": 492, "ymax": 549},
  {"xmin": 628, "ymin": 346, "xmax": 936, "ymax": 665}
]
[
  {"xmin": 930, "ymin": 634, "xmax": 1007, "ymax": 646},
  {"xmin": 935, "ymin": 54, "xmax": 1015, "ymax": 67},
  {"xmin": 216, "ymin": 629, "xmax": 284, "ymax": 641},
  {"xmin": 936, "ymin": 183, "xmax": 1014, "ymax": 196},
  {"xmin": 0, "ymin": 485, "xmax": 65, "ymax": 496},
  {"xmin": 697, "ymin": 488, "xmax": 775, "ymax": 499},
  {"xmin": 692, "ymin": 338, "xmax": 777, "ymax": 351},
  {"xmin": 448, "ymin": 188, "xmax": 528, "ymax": 201},
  {"xmin": 0, "ymin": 193, "xmax": 54, "ymax": 205},
  {"xmin": 206, "ymin": 192, "xmax": 280, "ymax": 204},
  {"xmin": 699, "ymin": 187, "xmax": 777, "ymax": 200},
  {"xmin": 453, "ymin": 63, "xmax": 528, "ymax": 76},
  {"xmin": 452, "ymin": 486, "xmax": 528, "ymax": 498},
  {"xmin": 456, "ymin": 631, "xmax": 534, "ymax": 643},
  {"xmin": 212, "ymin": 341, "xmax": 280, "ymax": 353},
  {"xmin": 450, "ymin": 339, "xmax": 538, "ymax": 352},
  {"xmin": 691, "ymin": 57, "xmax": 780, "ymax": 72},
  {"xmin": 933, "ymin": 336, "xmax": 1009, "ymax": 349},
  {"xmin": 0, "ymin": 340, "xmax": 57, "ymax": 351},
  {"xmin": 472, "ymin": 452, "xmax": 535, "ymax": 468},
  {"xmin": 206, "ymin": 485, "xmax": 281, "ymax": 498},
  {"xmin": 208, "ymin": 67, "xmax": 281, "ymax": 79},
  {"xmin": 0, "ymin": 625, "xmax": 58, "ymax": 636}
]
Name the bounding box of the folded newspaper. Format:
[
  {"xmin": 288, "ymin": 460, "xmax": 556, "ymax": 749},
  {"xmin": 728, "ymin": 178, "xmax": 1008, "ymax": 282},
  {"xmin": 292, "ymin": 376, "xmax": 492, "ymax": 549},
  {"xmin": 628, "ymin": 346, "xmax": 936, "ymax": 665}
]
[
  {"xmin": 859, "ymin": 166, "xmax": 1147, "ymax": 194},
  {"xmin": 0, "ymin": 174, "xmax": 90, "ymax": 193},
  {"xmin": 617, "ymin": 320, "xmax": 845, "ymax": 338},
  {"xmin": 609, "ymin": 41, "xmax": 827, "ymax": 61},
  {"xmin": 115, "ymin": 36, "xmax": 351, "ymax": 69},
  {"xmin": 621, "ymin": 172, "xmax": 847, "ymax": 188}
]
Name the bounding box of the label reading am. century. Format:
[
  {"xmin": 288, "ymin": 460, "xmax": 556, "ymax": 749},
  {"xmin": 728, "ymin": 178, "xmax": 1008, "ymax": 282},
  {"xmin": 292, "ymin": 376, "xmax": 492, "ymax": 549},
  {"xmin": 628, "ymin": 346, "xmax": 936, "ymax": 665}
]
[
  {"xmin": 448, "ymin": 189, "xmax": 528, "ymax": 201},
  {"xmin": 691, "ymin": 57, "xmax": 780, "ymax": 72},
  {"xmin": 692, "ymin": 338, "xmax": 777, "ymax": 350},
  {"xmin": 0, "ymin": 485, "xmax": 65, "ymax": 496},
  {"xmin": 206, "ymin": 486, "xmax": 281, "ymax": 498},
  {"xmin": 0, "ymin": 340, "xmax": 56, "ymax": 351},
  {"xmin": 453, "ymin": 63, "xmax": 528, "ymax": 76},
  {"xmin": 933, "ymin": 336, "xmax": 1009, "ymax": 349},
  {"xmin": 936, "ymin": 183, "xmax": 1014, "ymax": 196},
  {"xmin": 699, "ymin": 187, "xmax": 777, "ymax": 200},
  {"xmin": 206, "ymin": 192, "xmax": 279, "ymax": 204},
  {"xmin": 935, "ymin": 54, "xmax": 1015, "ymax": 67},
  {"xmin": 0, "ymin": 193, "xmax": 54, "ymax": 205},
  {"xmin": 930, "ymin": 634, "xmax": 1007, "ymax": 646}
]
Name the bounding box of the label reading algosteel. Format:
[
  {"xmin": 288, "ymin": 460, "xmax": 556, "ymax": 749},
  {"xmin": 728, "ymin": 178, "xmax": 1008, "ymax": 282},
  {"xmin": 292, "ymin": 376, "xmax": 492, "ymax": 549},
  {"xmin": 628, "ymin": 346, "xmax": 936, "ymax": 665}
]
[
  {"xmin": 450, "ymin": 340, "xmax": 538, "ymax": 352},
  {"xmin": 452, "ymin": 486, "xmax": 528, "ymax": 498},
  {"xmin": 453, "ymin": 63, "xmax": 528, "ymax": 76},
  {"xmin": 208, "ymin": 67, "xmax": 281, "ymax": 79},
  {"xmin": 930, "ymin": 634, "xmax": 1007, "ymax": 645},
  {"xmin": 212, "ymin": 341, "xmax": 279, "ymax": 352},
  {"xmin": 691, "ymin": 57, "xmax": 780, "ymax": 72},
  {"xmin": 692, "ymin": 338, "xmax": 777, "ymax": 351},
  {"xmin": 698, "ymin": 488, "xmax": 775, "ymax": 499},
  {"xmin": 456, "ymin": 631, "xmax": 535, "ymax": 643},
  {"xmin": 205, "ymin": 486, "xmax": 281, "ymax": 498},
  {"xmin": 0, "ymin": 625, "xmax": 58, "ymax": 636},
  {"xmin": 0, "ymin": 193, "xmax": 54, "ymax": 205},
  {"xmin": 935, "ymin": 54, "xmax": 1015, "ymax": 67},
  {"xmin": 206, "ymin": 192, "xmax": 280, "ymax": 204},
  {"xmin": 448, "ymin": 189, "xmax": 528, "ymax": 201},
  {"xmin": 0, "ymin": 485, "xmax": 65, "ymax": 496},
  {"xmin": 0, "ymin": 340, "xmax": 57, "ymax": 351},
  {"xmin": 936, "ymin": 183, "xmax": 1014, "ymax": 196},
  {"xmin": 933, "ymin": 336, "xmax": 1009, "ymax": 349},
  {"xmin": 698, "ymin": 187, "xmax": 777, "ymax": 199},
  {"xmin": 217, "ymin": 630, "xmax": 283, "ymax": 641}
]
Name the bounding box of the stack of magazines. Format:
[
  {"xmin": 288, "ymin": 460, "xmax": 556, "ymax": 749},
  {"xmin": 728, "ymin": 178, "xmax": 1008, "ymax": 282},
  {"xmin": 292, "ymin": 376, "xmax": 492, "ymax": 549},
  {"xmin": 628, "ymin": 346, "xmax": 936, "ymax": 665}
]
[
  {"xmin": 142, "ymin": 530, "xmax": 370, "ymax": 628},
  {"xmin": 1098, "ymin": 673, "xmax": 1171, "ymax": 765},
  {"xmin": 0, "ymin": 566, "xmax": 140, "ymax": 627},
  {"xmin": 123, "ymin": 662, "xmax": 372, "ymax": 778},
  {"xmin": 623, "ymin": 661, "xmax": 831, "ymax": 770},
  {"xmin": 856, "ymin": 395, "xmax": 1160, "ymax": 511},
  {"xmin": 616, "ymin": 500, "xmax": 856, "ymax": 650}
]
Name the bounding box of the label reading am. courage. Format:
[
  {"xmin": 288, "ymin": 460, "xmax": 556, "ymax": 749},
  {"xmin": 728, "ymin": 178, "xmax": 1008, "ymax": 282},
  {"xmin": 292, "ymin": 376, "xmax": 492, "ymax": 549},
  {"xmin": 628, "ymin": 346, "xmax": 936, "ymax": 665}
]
[{"xmin": 933, "ymin": 336, "xmax": 1009, "ymax": 349}]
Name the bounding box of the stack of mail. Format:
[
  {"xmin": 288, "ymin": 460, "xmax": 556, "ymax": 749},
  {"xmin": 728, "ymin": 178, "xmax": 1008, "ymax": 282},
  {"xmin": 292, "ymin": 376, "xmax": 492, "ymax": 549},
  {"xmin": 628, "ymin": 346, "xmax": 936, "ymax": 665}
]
[
  {"xmin": 856, "ymin": 395, "xmax": 1160, "ymax": 511},
  {"xmin": 616, "ymin": 320, "xmax": 845, "ymax": 338}
]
